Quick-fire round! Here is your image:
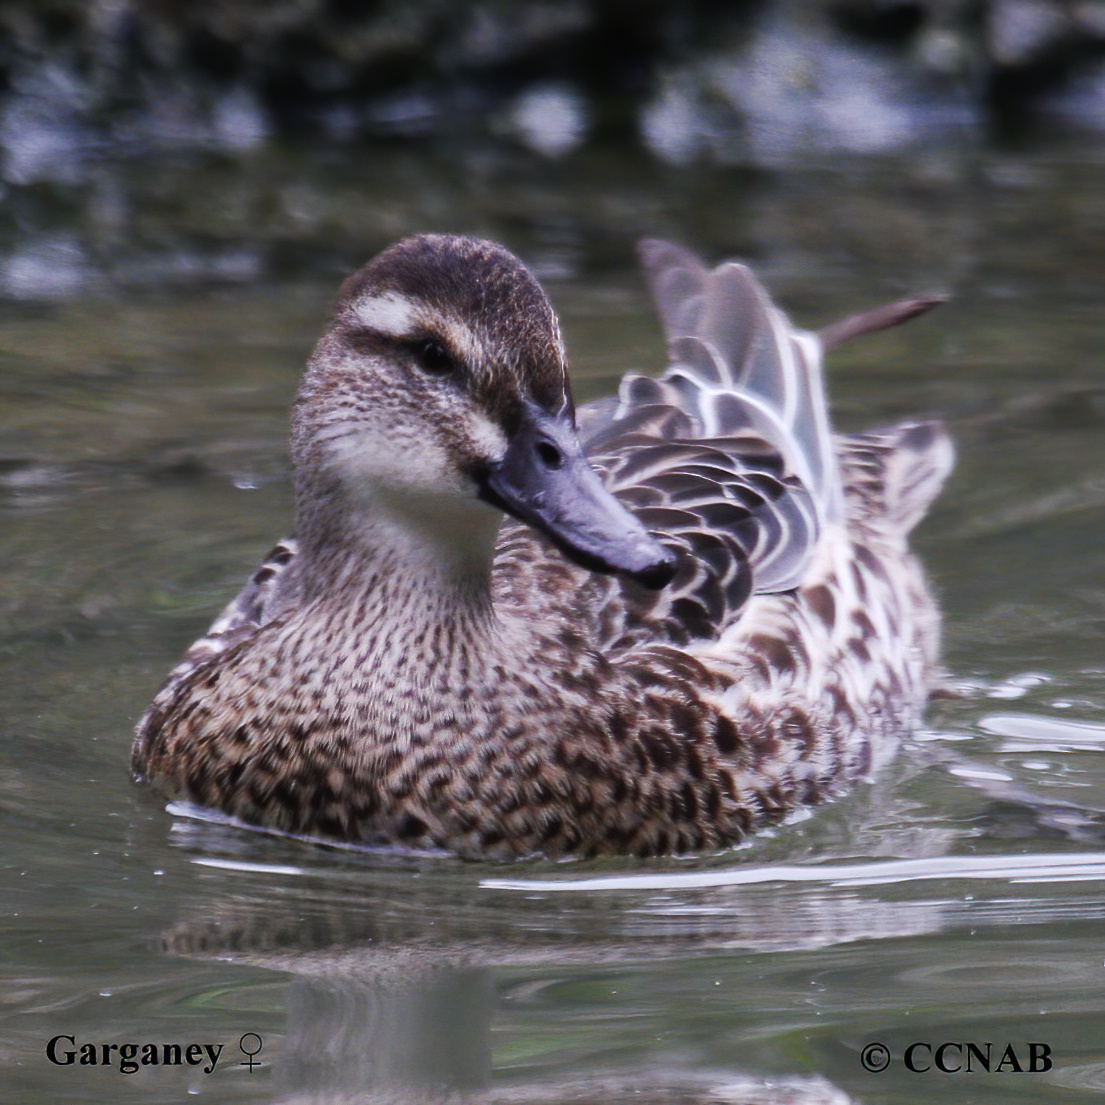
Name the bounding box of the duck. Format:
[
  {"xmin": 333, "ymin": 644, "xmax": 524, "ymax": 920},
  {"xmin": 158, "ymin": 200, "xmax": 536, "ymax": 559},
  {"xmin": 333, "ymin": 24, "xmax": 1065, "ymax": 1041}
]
[{"xmin": 132, "ymin": 234, "xmax": 953, "ymax": 860}]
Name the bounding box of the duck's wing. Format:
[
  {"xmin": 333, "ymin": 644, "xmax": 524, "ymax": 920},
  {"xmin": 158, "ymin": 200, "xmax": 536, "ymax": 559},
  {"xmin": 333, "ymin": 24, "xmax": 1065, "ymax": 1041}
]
[
  {"xmin": 577, "ymin": 244, "xmax": 835, "ymax": 643},
  {"xmin": 578, "ymin": 241, "xmax": 944, "ymax": 646},
  {"xmin": 635, "ymin": 239, "xmax": 843, "ymax": 525}
]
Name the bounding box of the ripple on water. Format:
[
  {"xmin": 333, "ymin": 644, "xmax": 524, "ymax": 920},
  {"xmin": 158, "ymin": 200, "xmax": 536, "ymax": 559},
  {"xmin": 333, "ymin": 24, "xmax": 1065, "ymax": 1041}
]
[{"xmin": 980, "ymin": 712, "xmax": 1105, "ymax": 752}]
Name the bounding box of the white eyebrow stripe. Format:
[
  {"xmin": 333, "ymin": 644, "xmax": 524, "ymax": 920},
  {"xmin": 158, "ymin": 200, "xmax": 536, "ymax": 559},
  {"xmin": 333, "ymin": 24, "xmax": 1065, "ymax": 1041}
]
[
  {"xmin": 352, "ymin": 293, "xmax": 419, "ymax": 337},
  {"xmin": 350, "ymin": 297, "xmax": 481, "ymax": 369}
]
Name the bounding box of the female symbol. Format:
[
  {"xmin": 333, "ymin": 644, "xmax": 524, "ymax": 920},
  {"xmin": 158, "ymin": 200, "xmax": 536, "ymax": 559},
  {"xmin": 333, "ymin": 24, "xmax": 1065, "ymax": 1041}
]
[{"xmin": 239, "ymin": 1033, "xmax": 263, "ymax": 1071}]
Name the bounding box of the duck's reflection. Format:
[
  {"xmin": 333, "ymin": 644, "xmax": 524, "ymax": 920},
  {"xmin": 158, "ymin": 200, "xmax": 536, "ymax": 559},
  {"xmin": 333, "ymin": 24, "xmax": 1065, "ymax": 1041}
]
[
  {"xmin": 270, "ymin": 966, "xmax": 859, "ymax": 1104},
  {"xmin": 158, "ymin": 857, "xmax": 877, "ymax": 1101},
  {"xmin": 277, "ymin": 969, "xmax": 492, "ymax": 1098},
  {"xmin": 156, "ymin": 803, "xmax": 1105, "ymax": 1105}
]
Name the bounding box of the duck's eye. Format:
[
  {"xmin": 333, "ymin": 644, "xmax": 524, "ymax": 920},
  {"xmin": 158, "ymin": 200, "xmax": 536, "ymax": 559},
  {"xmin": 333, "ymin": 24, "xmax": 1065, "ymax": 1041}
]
[{"xmin": 412, "ymin": 339, "xmax": 456, "ymax": 376}]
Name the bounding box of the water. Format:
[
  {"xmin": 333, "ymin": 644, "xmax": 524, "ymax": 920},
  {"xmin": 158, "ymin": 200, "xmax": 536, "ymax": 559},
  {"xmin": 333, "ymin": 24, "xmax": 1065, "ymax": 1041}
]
[{"xmin": 2, "ymin": 135, "xmax": 1105, "ymax": 1104}]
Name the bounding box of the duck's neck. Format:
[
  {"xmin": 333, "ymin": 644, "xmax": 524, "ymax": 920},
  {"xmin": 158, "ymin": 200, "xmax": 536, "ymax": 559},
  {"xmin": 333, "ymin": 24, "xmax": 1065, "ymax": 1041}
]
[{"xmin": 294, "ymin": 474, "xmax": 507, "ymax": 658}]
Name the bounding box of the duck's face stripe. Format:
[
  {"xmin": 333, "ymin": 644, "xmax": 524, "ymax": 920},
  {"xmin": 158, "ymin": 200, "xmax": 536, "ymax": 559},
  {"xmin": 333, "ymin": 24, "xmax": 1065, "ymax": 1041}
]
[
  {"xmin": 349, "ymin": 292, "xmax": 419, "ymax": 339},
  {"xmin": 298, "ymin": 238, "xmax": 582, "ymax": 501},
  {"xmin": 333, "ymin": 306, "xmax": 515, "ymax": 476}
]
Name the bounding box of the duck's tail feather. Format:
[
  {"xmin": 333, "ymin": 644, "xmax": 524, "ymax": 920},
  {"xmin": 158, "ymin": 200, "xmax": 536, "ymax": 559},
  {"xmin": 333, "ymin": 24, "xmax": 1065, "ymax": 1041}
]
[
  {"xmin": 636, "ymin": 238, "xmax": 842, "ymax": 526},
  {"xmin": 839, "ymin": 421, "xmax": 955, "ymax": 537},
  {"xmin": 818, "ymin": 292, "xmax": 948, "ymax": 350}
]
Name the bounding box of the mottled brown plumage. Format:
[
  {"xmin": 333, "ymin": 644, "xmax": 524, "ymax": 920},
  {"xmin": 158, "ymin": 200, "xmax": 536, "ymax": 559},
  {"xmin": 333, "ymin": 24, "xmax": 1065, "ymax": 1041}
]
[{"xmin": 133, "ymin": 235, "xmax": 953, "ymax": 859}]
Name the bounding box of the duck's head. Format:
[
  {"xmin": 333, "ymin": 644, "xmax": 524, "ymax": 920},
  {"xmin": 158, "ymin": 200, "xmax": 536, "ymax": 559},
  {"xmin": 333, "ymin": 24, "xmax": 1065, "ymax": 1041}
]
[{"xmin": 292, "ymin": 234, "xmax": 676, "ymax": 589}]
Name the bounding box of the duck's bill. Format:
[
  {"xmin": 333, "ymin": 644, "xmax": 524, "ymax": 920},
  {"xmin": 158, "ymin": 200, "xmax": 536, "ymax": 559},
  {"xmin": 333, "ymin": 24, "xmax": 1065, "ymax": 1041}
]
[{"xmin": 476, "ymin": 405, "xmax": 677, "ymax": 590}]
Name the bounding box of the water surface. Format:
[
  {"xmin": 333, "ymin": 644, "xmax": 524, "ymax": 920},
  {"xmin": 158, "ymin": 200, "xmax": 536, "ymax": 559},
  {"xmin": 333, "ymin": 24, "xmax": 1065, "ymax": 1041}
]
[{"xmin": 2, "ymin": 136, "xmax": 1105, "ymax": 1104}]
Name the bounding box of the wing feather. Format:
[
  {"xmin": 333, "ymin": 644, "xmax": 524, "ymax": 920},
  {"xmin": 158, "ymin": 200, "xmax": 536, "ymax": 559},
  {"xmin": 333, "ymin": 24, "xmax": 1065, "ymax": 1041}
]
[
  {"xmin": 639, "ymin": 241, "xmax": 843, "ymax": 524},
  {"xmin": 577, "ymin": 241, "xmax": 840, "ymax": 645}
]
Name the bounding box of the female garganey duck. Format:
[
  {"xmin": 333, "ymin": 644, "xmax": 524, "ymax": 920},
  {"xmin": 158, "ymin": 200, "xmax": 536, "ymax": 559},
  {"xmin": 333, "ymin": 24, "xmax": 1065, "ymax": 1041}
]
[{"xmin": 133, "ymin": 235, "xmax": 952, "ymax": 859}]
